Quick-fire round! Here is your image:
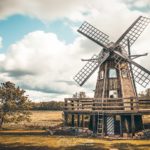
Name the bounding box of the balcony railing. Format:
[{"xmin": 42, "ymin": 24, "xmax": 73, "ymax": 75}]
[{"xmin": 64, "ymin": 97, "xmax": 150, "ymax": 112}]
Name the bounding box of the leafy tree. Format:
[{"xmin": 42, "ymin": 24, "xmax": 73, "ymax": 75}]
[{"xmin": 0, "ymin": 81, "xmax": 31, "ymax": 128}]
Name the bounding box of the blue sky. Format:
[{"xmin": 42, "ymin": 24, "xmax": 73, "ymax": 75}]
[
  {"xmin": 0, "ymin": 0, "xmax": 150, "ymax": 101},
  {"xmin": 0, "ymin": 15, "xmax": 78, "ymax": 53}
]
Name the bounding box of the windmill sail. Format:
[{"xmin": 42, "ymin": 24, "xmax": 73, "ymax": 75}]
[
  {"xmin": 130, "ymin": 61, "xmax": 150, "ymax": 87},
  {"xmin": 112, "ymin": 50, "xmax": 150, "ymax": 88},
  {"xmin": 78, "ymin": 21, "xmax": 109, "ymax": 49},
  {"xmin": 115, "ymin": 16, "xmax": 150, "ymax": 49},
  {"xmin": 74, "ymin": 51, "xmax": 110, "ymax": 86},
  {"xmin": 76, "ymin": 16, "xmax": 150, "ymax": 88}
]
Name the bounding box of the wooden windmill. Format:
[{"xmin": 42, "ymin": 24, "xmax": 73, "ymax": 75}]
[{"xmin": 72, "ymin": 16, "xmax": 150, "ymax": 136}]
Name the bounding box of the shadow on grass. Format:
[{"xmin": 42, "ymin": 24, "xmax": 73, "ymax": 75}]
[
  {"xmin": 65, "ymin": 143, "xmax": 107, "ymax": 150},
  {"xmin": 0, "ymin": 142, "xmax": 150, "ymax": 150},
  {"xmin": 0, "ymin": 143, "xmax": 53, "ymax": 150},
  {"xmin": 0, "ymin": 143, "xmax": 106, "ymax": 150},
  {"xmin": 0, "ymin": 131, "xmax": 48, "ymax": 136},
  {"xmin": 112, "ymin": 143, "xmax": 150, "ymax": 150}
]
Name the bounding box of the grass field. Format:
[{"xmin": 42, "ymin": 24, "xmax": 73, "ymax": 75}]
[
  {"xmin": 2, "ymin": 111, "xmax": 63, "ymax": 129},
  {"xmin": 0, "ymin": 111, "xmax": 150, "ymax": 150},
  {"xmin": 0, "ymin": 135, "xmax": 150, "ymax": 150}
]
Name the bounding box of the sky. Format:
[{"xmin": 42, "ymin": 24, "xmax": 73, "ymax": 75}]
[{"xmin": 0, "ymin": 0, "xmax": 150, "ymax": 102}]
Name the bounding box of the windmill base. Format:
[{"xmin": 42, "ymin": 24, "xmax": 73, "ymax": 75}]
[
  {"xmin": 89, "ymin": 114, "xmax": 143, "ymax": 137},
  {"xmin": 64, "ymin": 112, "xmax": 145, "ymax": 138}
]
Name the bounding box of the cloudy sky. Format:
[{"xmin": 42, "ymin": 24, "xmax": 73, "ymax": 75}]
[{"xmin": 0, "ymin": 0, "xmax": 150, "ymax": 102}]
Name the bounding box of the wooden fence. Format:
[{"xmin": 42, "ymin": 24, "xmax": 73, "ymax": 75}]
[{"xmin": 64, "ymin": 97, "xmax": 150, "ymax": 112}]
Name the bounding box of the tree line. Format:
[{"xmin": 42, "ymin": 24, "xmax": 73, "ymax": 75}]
[{"xmin": 31, "ymin": 101, "xmax": 64, "ymax": 110}]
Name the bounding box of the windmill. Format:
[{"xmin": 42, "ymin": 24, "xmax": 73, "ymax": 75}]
[{"xmin": 72, "ymin": 16, "xmax": 150, "ymax": 136}]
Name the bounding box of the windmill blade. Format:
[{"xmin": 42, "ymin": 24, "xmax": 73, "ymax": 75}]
[
  {"xmin": 130, "ymin": 60, "xmax": 150, "ymax": 88},
  {"xmin": 74, "ymin": 51, "xmax": 110, "ymax": 86},
  {"xmin": 78, "ymin": 21, "xmax": 110, "ymax": 49},
  {"xmin": 112, "ymin": 50, "xmax": 150, "ymax": 88},
  {"xmin": 111, "ymin": 50, "xmax": 150, "ymax": 88},
  {"xmin": 115, "ymin": 16, "xmax": 150, "ymax": 49}
]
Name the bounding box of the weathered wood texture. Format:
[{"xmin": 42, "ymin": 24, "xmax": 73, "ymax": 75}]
[
  {"xmin": 64, "ymin": 97, "xmax": 150, "ymax": 114},
  {"xmin": 94, "ymin": 61, "xmax": 131, "ymax": 98}
]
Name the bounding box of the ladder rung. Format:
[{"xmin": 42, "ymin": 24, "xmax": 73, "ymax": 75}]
[
  {"xmin": 97, "ymin": 129, "xmax": 102, "ymax": 131},
  {"xmin": 97, "ymin": 113, "xmax": 104, "ymax": 135}
]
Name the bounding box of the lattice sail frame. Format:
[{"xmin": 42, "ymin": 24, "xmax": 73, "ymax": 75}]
[
  {"xmin": 131, "ymin": 63, "xmax": 150, "ymax": 88},
  {"xmin": 74, "ymin": 16, "xmax": 150, "ymax": 88},
  {"xmin": 78, "ymin": 21, "xmax": 109, "ymax": 48},
  {"xmin": 74, "ymin": 51, "xmax": 110, "ymax": 86},
  {"xmin": 115, "ymin": 16, "xmax": 150, "ymax": 49}
]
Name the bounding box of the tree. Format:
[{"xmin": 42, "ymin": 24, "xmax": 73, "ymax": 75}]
[
  {"xmin": 73, "ymin": 92, "xmax": 86, "ymax": 98},
  {"xmin": 0, "ymin": 81, "xmax": 31, "ymax": 128}
]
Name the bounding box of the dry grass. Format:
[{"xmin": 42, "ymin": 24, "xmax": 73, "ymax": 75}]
[
  {"xmin": 0, "ymin": 135, "xmax": 150, "ymax": 150},
  {"xmin": 0, "ymin": 111, "xmax": 150, "ymax": 150},
  {"xmin": 30, "ymin": 111, "xmax": 62, "ymax": 122},
  {"xmin": 3, "ymin": 111, "xmax": 63, "ymax": 129}
]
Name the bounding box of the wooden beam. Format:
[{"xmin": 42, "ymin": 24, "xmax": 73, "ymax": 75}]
[
  {"xmin": 64, "ymin": 112, "xmax": 68, "ymax": 126},
  {"xmin": 81, "ymin": 115, "xmax": 85, "ymax": 127},
  {"xmin": 131, "ymin": 114, "xmax": 135, "ymax": 137},
  {"xmin": 102, "ymin": 114, "xmax": 105, "ymax": 137},
  {"xmin": 93, "ymin": 114, "xmax": 96, "ymax": 134},
  {"xmin": 77, "ymin": 114, "xmax": 80, "ymax": 127},
  {"xmin": 120, "ymin": 115, "xmax": 123, "ymax": 137},
  {"xmin": 71, "ymin": 114, "xmax": 75, "ymax": 127}
]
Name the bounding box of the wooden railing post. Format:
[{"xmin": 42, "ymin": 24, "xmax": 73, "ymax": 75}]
[
  {"xmin": 71, "ymin": 100, "xmax": 74, "ymax": 110},
  {"xmin": 131, "ymin": 97, "xmax": 133, "ymax": 110}
]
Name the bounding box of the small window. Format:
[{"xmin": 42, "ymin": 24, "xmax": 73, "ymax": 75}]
[
  {"xmin": 100, "ymin": 70, "xmax": 104, "ymax": 79},
  {"xmin": 122, "ymin": 69, "xmax": 128, "ymax": 78},
  {"xmin": 109, "ymin": 68, "xmax": 117, "ymax": 78},
  {"xmin": 109, "ymin": 90, "xmax": 118, "ymax": 98}
]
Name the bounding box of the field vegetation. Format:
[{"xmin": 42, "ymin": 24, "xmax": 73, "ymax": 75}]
[
  {"xmin": 0, "ymin": 111, "xmax": 150, "ymax": 150},
  {"xmin": 2, "ymin": 111, "xmax": 62, "ymax": 130}
]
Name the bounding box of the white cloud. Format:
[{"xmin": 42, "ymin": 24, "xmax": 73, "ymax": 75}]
[
  {"xmin": 0, "ymin": 31, "xmax": 95, "ymax": 101},
  {"xmin": 0, "ymin": 0, "xmax": 149, "ymax": 22},
  {"xmin": 0, "ymin": 0, "xmax": 87, "ymax": 21},
  {"xmin": 0, "ymin": 0, "xmax": 150, "ymax": 101},
  {"xmin": 126, "ymin": 0, "xmax": 150, "ymax": 8}
]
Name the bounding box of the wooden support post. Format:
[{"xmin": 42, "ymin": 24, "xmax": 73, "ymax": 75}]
[
  {"xmin": 120, "ymin": 115, "xmax": 123, "ymax": 137},
  {"xmin": 93, "ymin": 114, "xmax": 96, "ymax": 134},
  {"xmin": 81, "ymin": 115, "xmax": 85, "ymax": 128},
  {"xmin": 102, "ymin": 114, "xmax": 105, "ymax": 137},
  {"xmin": 77, "ymin": 114, "xmax": 80, "ymax": 127},
  {"xmin": 64, "ymin": 112, "xmax": 68, "ymax": 126},
  {"xmin": 71, "ymin": 114, "xmax": 75, "ymax": 127},
  {"xmin": 131, "ymin": 114, "xmax": 135, "ymax": 137}
]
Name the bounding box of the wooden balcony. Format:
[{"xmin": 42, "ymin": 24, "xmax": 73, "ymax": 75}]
[{"xmin": 64, "ymin": 97, "xmax": 150, "ymax": 115}]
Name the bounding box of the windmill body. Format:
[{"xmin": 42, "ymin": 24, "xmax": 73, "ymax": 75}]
[
  {"xmin": 94, "ymin": 53, "xmax": 136, "ymax": 99},
  {"xmin": 64, "ymin": 16, "xmax": 150, "ymax": 137}
]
